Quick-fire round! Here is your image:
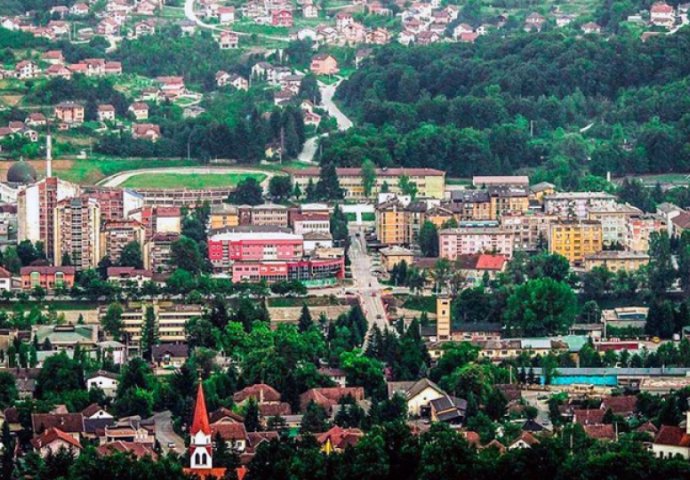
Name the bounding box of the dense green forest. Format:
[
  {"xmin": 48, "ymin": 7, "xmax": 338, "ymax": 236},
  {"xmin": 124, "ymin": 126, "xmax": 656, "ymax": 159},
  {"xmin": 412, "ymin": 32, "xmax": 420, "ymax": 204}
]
[{"xmin": 329, "ymin": 28, "xmax": 690, "ymax": 184}]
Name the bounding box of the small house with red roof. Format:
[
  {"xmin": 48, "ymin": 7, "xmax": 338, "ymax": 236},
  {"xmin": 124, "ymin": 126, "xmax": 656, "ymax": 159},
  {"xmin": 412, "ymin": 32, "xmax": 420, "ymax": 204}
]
[
  {"xmin": 318, "ymin": 426, "xmax": 364, "ymax": 454},
  {"xmin": 272, "ymin": 10, "xmax": 294, "ymax": 26},
  {"xmin": 31, "ymin": 428, "xmax": 82, "ymax": 458},
  {"xmin": 653, "ymin": 415, "xmax": 690, "ymax": 459},
  {"xmin": 650, "ymin": 2, "xmax": 675, "ymax": 27}
]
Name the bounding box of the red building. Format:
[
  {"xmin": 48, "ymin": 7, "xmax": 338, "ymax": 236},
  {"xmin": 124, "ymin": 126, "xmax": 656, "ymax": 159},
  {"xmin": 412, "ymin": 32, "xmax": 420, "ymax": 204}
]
[
  {"xmin": 20, "ymin": 266, "xmax": 76, "ymax": 291},
  {"xmin": 272, "ymin": 10, "xmax": 294, "ymax": 26},
  {"xmin": 208, "ymin": 232, "xmax": 303, "ymax": 269}
]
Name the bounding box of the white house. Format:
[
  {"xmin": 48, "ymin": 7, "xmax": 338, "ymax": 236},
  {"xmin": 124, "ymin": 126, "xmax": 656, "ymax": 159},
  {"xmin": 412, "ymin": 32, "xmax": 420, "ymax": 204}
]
[
  {"xmin": 87, "ymin": 370, "xmax": 119, "ymax": 397},
  {"xmin": 652, "ymin": 411, "xmax": 690, "ymax": 459},
  {"xmin": 387, "ymin": 378, "xmax": 447, "ymax": 417},
  {"xmin": 0, "ymin": 267, "xmax": 11, "ymax": 291}
]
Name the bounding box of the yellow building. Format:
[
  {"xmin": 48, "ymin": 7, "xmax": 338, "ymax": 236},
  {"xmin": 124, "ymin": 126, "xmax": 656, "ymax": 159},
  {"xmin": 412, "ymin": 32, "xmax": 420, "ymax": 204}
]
[
  {"xmin": 99, "ymin": 301, "xmax": 203, "ymax": 351},
  {"xmin": 209, "ymin": 204, "xmax": 239, "ymax": 230},
  {"xmin": 548, "ymin": 220, "xmax": 603, "ymax": 264},
  {"xmin": 529, "ymin": 181, "xmax": 556, "ymax": 201},
  {"xmin": 380, "ymin": 246, "xmax": 414, "ymax": 271},
  {"xmin": 584, "ymin": 251, "xmax": 650, "ymax": 272},
  {"xmin": 488, "ymin": 186, "xmax": 530, "ymax": 219},
  {"xmin": 287, "ymin": 167, "xmax": 446, "ymax": 200},
  {"xmin": 375, "ymin": 199, "xmax": 411, "ymax": 245},
  {"xmin": 424, "ymin": 205, "xmax": 455, "ymax": 229}
]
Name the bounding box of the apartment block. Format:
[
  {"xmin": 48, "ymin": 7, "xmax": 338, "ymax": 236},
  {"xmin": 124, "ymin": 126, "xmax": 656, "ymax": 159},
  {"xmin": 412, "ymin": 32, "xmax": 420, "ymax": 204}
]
[
  {"xmin": 101, "ymin": 220, "xmax": 146, "ymax": 264},
  {"xmin": 240, "ymin": 203, "xmax": 289, "ymax": 227},
  {"xmin": 584, "ymin": 251, "xmax": 650, "ymax": 272},
  {"xmin": 548, "ymin": 220, "xmax": 603, "ymax": 264},
  {"xmin": 587, "ymin": 203, "xmax": 642, "ymax": 246},
  {"xmin": 626, "ymin": 214, "xmax": 666, "ymax": 252},
  {"xmin": 544, "ymin": 192, "xmax": 617, "ymax": 219},
  {"xmin": 488, "ymin": 185, "xmax": 530, "ymax": 219},
  {"xmin": 129, "ymin": 206, "xmax": 181, "ymax": 240},
  {"xmin": 500, "ymin": 212, "xmax": 556, "ymax": 251},
  {"xmin": 375, "ymin": 198, "xmax": 412, "ymax": 245},
  {"xmin": 209, "ymin": 203, "xmax": 239, "ymax": 230},
  {"xmin": 439, "ymin": 227, "xmax": 517, "ymax": 260},
  {"xmin": 20, "ymin": 266, "xmax": 76, "ymax": 291},
  {"xmin": 83, "ymin": 188, "xmax": 144, "ymax": 222},
  {"xmin": 445, "ymin": 190, "xmax": 492, "ymax": 221},
  {"xmin": 231, "ymin": 257, "xmax": 344, "ymax": 283},
  {"xmin": 207, "ymin": 231, "xmax": 303, "ymax": 270},
  {"xmin": 291, "ymin": 212, "xmax": 331, "ymax": 235},
  {"xmin": 144, "ymin": 232, "xmax": 180, "ymax": 274},
  {"xmin": 53, "ymin": 196, "xmax": 101, "ymax": 271}
]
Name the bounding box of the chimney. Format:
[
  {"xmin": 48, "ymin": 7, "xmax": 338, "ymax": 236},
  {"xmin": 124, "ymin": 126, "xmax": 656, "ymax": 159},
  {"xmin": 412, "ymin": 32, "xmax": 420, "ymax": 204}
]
[{"xmin": 46, "ymin": 134, "xmax": 52, "ymax": 178}]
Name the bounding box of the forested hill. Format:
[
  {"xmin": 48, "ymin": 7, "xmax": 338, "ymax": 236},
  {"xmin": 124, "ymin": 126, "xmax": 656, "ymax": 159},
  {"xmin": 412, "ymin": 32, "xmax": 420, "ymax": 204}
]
[{"xmin": 327, "ymin": 29, "xmax": 690, "ymax": 184}]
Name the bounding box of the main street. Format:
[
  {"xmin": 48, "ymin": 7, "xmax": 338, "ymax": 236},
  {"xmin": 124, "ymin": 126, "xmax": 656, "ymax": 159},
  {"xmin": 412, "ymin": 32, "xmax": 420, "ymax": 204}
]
[
  {"xmin": 153, "ymin": 410, "xmax": 185, "ymax": 454},
  {"xmin": 348, "ymin": 227, "xmax": 389, "ymax": 344}
]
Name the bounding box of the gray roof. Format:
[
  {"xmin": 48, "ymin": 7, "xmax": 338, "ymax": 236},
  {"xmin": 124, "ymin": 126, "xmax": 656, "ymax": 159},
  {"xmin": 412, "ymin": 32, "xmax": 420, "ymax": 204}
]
[{"xmin": 387, "ymin": 378, "xmax": 445, "ymax": 400}]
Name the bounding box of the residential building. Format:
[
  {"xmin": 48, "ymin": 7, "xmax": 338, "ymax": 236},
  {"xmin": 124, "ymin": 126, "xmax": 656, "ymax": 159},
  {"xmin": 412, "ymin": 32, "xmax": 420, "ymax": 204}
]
[
  {"xmin": 626, "ymin": 214, "xmax": 666, "ymax": 252},
  {"xmin": 587, "ymin": 203, "xmax": 641, "ymax": 246},
  {"xmin": 107, "ymin": 267, "xmax": 153, "ymax": 287},
  {"xmin": 584, "ymin": 251, "xmax": 650, "ymax": 272},
  {"xmin": 544, "ymin": 192, "xmax": 617, "ymax": 219},
  {"xmin": 500, "ymin": 212, "xmax": 555, "ymax": 251},
  {"xmin": 243, "ymin": 203, "xmax": 289, "ymax": 227},
  {"xmin": 272, "ymin": 9, "xmax": 294, "ymax": 26},
  {"xmin": 652, "ymin": 412, "xmax": 690, "ymax": 459},
  {"xmin": 218, "ymin": 6, "xmax": 236, "ymax": 23},
  {"xmin": 86, "ymin": 371, "xmax": 119, "ymax": 397},
  {"xmin": 287, "ymin": 167, "xmax": 446, "ymax": 199},
  {"xmin": 291, "ymin": 212, "xmax": 330, "ymax": 235},
  {"xmin": 0, "ymin": 267, "xmax": 11, "ymax": 291},
  {"xmin": 439, "ymin": 227, "xmax": 516, "ymax": 260},
  {"xmin": 53, "ymin": 196, "xmax": 101, "ymax": 270},
  {"xmin": 18, "ymin": 177, "xmax": 81, "ymax": 262},
  {"xmin": 548, "ymin": 220, "xmax": 603, "ymax": 264},
  {"xmin": 380, "ymin": 246, "xmax": 414, "ymax": 270},
  {"xmin": 436, "ymin": 296, "xmax": 451, "ymax": 340},
  {"xmin": 376, "ymin": 198, "xmax": 412, "ymax": 245},
  {"xmin": 129, "ymin": 206, "xmax": 181, "ymax": 240},
  {"xmin": 218, "ymin": 31, "xmax": 239, "ymax": 49},
  {"xmin": 54, "ymin": 102, "xmax": 85, "ymax": 125},
  {"xmin": 231, "ymin": 257, "xmax": 344, "ymax": 283},
  {"xmin": 487, "ymin": 185, "xmax": 530, "ymax": 219},
  {"xmin": 15, "ymin": 60, "xmax": 40, "ymax": 79},
  {"xmin": 650, "ymin": 1, "xmax": 675, "ymax": 27},
  {"xmin": 208, "ymin": 230, "xmax": 303, "ymax": 270},
  {"xmin": 101, "ymin": 220, "xmax": 146, "ymax": 264},
  {"xmin": 99, "ymin": 302, "xmax": 203, "ymax": 349},
  {"xmin": 387, "ymin": 378, "xmax": 453, "ymax": 418},
  {"xmin": 209, "ymin": 204, "xmax": 239, "ymax": 230},
  {"xmin": 97, "ymin": 104, "xmax": 116, "ymax": 122},
  {"xmin": 472, "ymin": 175, "xmax": 529, "ymax": 188},
  {"xmin": 445, "ymin": 190, "xmax": 492, "ymax": 221},
  {"xmin": 144, "ymin": 232, "xmax": 179, "ymax": 274},
  {"xmin": 310, "ymin": 54, "xmax": 339, "ymax": 75},
  {"xmin": 132, "ymin": 123, "xmax": 161, "ymax": 142},
  {"xmin": 128, "ymin": 102, "xmax": 149, "ymax": 120},
  {"xmin": 83, "ymin": 188, "xmax": 144, "ymax": 222},
  {"xmin": 31, "ymin": 428, "xmax": 82, "ymax": 458},
  {"xmin": 20, "ymin": 266, "xmax": 76, "ymax": 291}
]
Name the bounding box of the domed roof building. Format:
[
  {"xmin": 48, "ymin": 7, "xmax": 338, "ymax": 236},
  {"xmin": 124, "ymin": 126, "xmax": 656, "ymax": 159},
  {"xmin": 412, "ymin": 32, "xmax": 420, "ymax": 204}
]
[{"xmin": 6, "ymin": 161, "xmax": 37, "ymax": 184}]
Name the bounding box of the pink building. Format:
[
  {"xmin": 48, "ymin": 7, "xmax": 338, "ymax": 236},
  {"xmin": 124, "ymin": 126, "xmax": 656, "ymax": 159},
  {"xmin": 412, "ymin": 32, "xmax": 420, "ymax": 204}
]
[
  {"xmin": 208, "ymin": 231, "xmax": 303, "ymax": 269},
  {"xmin": 231, "ymin": 258, "xmax": 344, "ymax": 283},
  {"xmin": 439, "ymin": 228, "xmax": 517, "ymax": 260}
]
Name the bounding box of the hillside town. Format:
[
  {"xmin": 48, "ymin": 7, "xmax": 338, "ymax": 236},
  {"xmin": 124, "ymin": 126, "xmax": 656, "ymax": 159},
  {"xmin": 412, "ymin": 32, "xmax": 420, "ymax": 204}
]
[{"xmin": 0, "ymin": 0, "xmax": 689, "ymax": 479}]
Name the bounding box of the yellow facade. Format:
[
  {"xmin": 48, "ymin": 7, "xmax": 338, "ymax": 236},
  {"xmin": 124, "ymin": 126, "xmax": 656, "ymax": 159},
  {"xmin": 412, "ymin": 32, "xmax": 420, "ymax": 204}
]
[
  {"xmin": 436, "ymin": 296, "xmax": 451, "ymax": 340},
  {"xmin": 549, "ymin": 221, "xmax": 603, "ymax": 264},
  {"xmin": 584, "ymin": 252, "xmax": 650, "ymax": 272},
  {"xmin": 376, "ymin": 205, "xmax": 411, "ymax": 245},
  {"xmin": 209, "ymin": 205, "xmax": 239, "ymax": 230}
]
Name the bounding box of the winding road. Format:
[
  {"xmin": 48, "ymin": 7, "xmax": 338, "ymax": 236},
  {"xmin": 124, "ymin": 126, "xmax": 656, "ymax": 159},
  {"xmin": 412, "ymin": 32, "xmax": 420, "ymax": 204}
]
[{"xmin": 97, "ymin": 166, "xmax": 275, "ymax": 188}]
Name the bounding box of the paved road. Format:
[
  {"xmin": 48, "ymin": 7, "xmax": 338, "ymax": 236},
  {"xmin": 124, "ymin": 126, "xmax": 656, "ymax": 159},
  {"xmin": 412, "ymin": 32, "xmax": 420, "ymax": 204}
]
[
  {"xmin": 97, "ymin": 166, "xmax": 275, "ymax": 189},
  {"xmin": 521, "ymin": 390, "xmax": 553, "ymax": 431},
  {"xmin": 153, "ymin": 411, "xmax": 185, "ymax": 455},
  {"xmin": 298, "ymin": 135, "xmax": 320, "ymax": 163},
  {"xmin": 320, "ymin": 81, "xmax": 353, "ymax": 131},
  {"xmin": 348, "ymin": 227, "xmax": 389, "ymax": 344}
]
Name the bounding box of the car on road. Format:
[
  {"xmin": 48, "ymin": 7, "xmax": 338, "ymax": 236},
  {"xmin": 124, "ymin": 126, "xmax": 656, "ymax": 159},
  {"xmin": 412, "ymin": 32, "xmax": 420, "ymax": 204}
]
[
  {"xmin": 167, "ymin": 442, "xmax": 176, "ymax": 448},
  {"xmin": 376, "ymin": 314, "xmax": 382, "ymax": 319}
]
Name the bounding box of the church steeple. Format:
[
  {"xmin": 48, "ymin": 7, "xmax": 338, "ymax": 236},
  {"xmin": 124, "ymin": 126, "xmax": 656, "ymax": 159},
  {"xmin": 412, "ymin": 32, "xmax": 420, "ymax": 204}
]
[{"xmin": 183, "ymin": 381, "xmax": 226, "ymax": 479}]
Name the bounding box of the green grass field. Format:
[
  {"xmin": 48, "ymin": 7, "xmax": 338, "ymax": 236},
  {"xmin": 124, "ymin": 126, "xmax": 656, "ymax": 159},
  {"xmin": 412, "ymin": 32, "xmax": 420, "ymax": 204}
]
[
  {"xmin": 121, "ymin": 172, "xmax": 267, "ymax": 189},
  {"xmin": 56, "ymin": 157, "xmax": 200, "ymax": 184}
]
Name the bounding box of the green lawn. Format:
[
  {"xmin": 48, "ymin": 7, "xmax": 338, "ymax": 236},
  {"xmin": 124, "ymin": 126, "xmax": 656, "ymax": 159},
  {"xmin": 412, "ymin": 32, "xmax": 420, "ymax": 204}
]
[
  {"xmin": 233, "ymin": 21, "xmax": 290, "ymax": 36},
  {"xmin": 121, "ymin": 172, "xmax": 267, "ymax": 189},
  {"xmin": 56, "ymin": 156, "xmax": 200, "ymax": 184}
]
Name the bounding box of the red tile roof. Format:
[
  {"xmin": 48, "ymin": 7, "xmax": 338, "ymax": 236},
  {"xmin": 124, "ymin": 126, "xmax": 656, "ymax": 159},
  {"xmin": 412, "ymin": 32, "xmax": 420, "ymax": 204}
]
[
  {"xmin": 32, "ymin": 413, "xmax": 84, "ymax": 433},
  {"xmin": 655, "ymin": 425, "xmax": 690, "ymax": 447},
  {"xmin": 317, "ymin": 426, "xmax": 364, "ymax": 449},
  {"xmin": 97, "ymin": 441, "xmax": 157, "ymax": 460},
  {"xmin": 601, "ymin": 396, "xmax": 637, "ymax": 416},
  {"xmin": 584, "ymin": 424, "xmax": 616, "ymax": 441},
  {"xmin": 475, "ymin": 254, "xmax": 508, "ymax": 271},
  {"xmin": 572, "ymin": 409, "xmax": 606, "ymax": 426},
  {"xmin": 211, "ymin": 422, "xmax": 248, "ymax": 441},
  {"xmin": 233, "ymin": 384, "xmax": 281, "ymax": 403},
  {"xmin": 31, "ymin": 427, "xmax": 82, "ymax": 450}
]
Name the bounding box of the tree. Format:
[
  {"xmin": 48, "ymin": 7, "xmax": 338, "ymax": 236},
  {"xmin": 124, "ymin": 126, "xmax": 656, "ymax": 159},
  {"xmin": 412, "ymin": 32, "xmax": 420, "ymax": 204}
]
[
  {"xmin": 648, "ymin": 231, "xmax": 675, "ymax": 296},
  {"xmin": 300, "ymin": 400, "xmax": 328, "ymax": 433},
  {"xmin": 228, "ymin": 177, "xmax": 264, "ymax": 205},
  {"xmin": 61, "ymin": 251, "xmax": 73, "ymax": 266},
  {"xmin": 268, "ymin": 175, "xmax": 292, "ymax": 201},
  {"xmin": 418, "ymin": 221, "xmax": 439, "ymax": 257},
  {"xmin": 484, "ymin": 387, "xmax": 507, "ymax": 421},
  {"xmin": 315, "ymin": 162, "xmax": 343, "ymax": 200},
  {"xmin": 102, "ymin": 302, "xmax": 124, "ymax": 339},
  {"xmin": 340, "ymin": 351, "xmax": 386, "ymax": 400},
  {"xmin": 503, "ymin": 278, "xmax": 577, "ymax": 336},
  {"xmin": 119, "ymin": 241, "xmax": 143, "ymax": 269},
  {"xmin": 140, "ymin": 305, "xmax": 158, "ymax": 361},
  {"xmin": 298, "ymin": 303, "xmax": 313, "ymax": 333},
  {"xmin": 398, "ymin": 175, "xmax": 418, "ymax": 199},
  {"xmin": 244, "ymin": 397, "xmax": 261, "ymax": 432},
  {"xmin": 16, "ymin": 239, "xmax": 38, "ymax": 266},
  {"xmin": 170, "ymin": 236, "xmax": 203, "ymax": 274},
  {"xmin": 0, "ymin": 372, "xmax": 17, "ymax": 408},
  {"xmin": 361, "ymin": 159, "xmax": 377, "ymax": 197}
]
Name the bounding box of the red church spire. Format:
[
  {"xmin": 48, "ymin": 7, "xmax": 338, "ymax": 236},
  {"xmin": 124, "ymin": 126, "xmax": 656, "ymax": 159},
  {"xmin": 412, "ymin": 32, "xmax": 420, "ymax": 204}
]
[{"xmin": 191, "ymin": 382, "xmax": 211, "ymax": 436}]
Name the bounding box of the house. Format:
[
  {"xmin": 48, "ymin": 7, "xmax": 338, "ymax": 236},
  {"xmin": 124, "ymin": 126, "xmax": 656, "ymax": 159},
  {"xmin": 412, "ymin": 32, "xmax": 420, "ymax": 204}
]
[
  {"xmin": 97, "ymin": 441, "xmax": 157, "ymax": 460},
  {"xmin": 416, "ymin": 31, "xmax": 441, "ymax": 45},
  {"xmin": 299, "ymin": 387, "xmax": 365, "ymax": 412},
  {"xmin": 21, "ymin": 266, "xmax": 76, "ymax": 291},
  {"xmin": 54, "ymin": 102, "xmax": 85, "ymax": 125},
  {"xmin": 508, "ymin": 431, "xmax": 540, "ymax": 449},
  {"xmin": 31, "ymin": 428, "xmax": 82, "ymax": 458},
  {"xmin": 429, "ymin": 395, "xmax": 467, "ymax": 424},
  {"xmin": 48, "ymin": 20, "xmax": 70, "ymax": 36},
  {"xmin": 70, "ymin": 2, "xmax": 89, "ymax": 16},
  {"xmin": 601, "ymin": 395, "xmax": 637, "ymax": 417},
  {"xmin": 156, "ymin": 76, "xmax": 185, "ymax": 98},
  {"xmin": 104, "ymin": 416, "xmax": 156, "ymax": 445},
  {"xmin": 318, "ymin": 426, "xmax": 364, "ymax": 454},
  {"xmin": 97, "ymin": 104, "xmax": 116, "ymax": 122},
  {"xmin": 581, "ymin": 22, "xmax": 601, "ymax": 34},
  {"xmin": 228, "ymin": 74, "xmax": 249, "ymax": 90},
  {"xmin": 650, "ymin": 2, "xmax": 675, "ymax": 27},
  {"xmin": 15, "ymin": 60, "xmax": 40, "ymax": 79},
  {"xmin": 218, "ymin": 31, "xmax": 239, "ymax": 49},
  {"xmin": 132, "ymin": 123, "xmax": 161, "ymax": 142},
  {"xmin": 107, "ymin": 267, "xmax": 152, "ymax": 287},
  {"xmin": 212, "ymin": 422, "xmax": 249, "ymax": 452},
  {"xmin": 524, "ymin": 12, "xmax": 545, "ymax": 31},
  {"xmin": 335, "ymin": 12, "xmax": 353, "ymax": 29},
  {"xmin": 272, "ymin": 10, "xmax": 294, "ymax": 26},
  {"xmin": 309, "ymin": 53, "xmax": 338, "ymax": 75},
  {"xmin": 82, "ymin": 403, "xmax": 114, "ymax": 421},
  {"xmin": 151, "ymin": 344, "xmax": 189, "ymax": 367},
  {"xmin": 0, "ymin": 267, "xmax": 10, "ymax": 292},
  {"xmin": 105, "ymin": 61, "xmax": 123, "ymax": 76},
  {"xmin": 32, "ymin": 413, "xmax": 84, "ymax": 438},
  {"xmin": 128, "ymin": 102, "xmax": 149, "ymax": 121},
  {"xmin": 180, "ymin": 19, "xmax": 197, "ymax": 35},
  {"xmin": 387, "ymin": 378, "xmax": 447, "ymax": 417},
  {"xmin": 87, "ymin": 370, "xmax": 119, "ymax": 397},
  {"xmin": 318, "ymin": 367, "xmax": 347, "ymax": 387},
  {"xmin": 50, "ymin": 5, "xmax": 70, "ymax": 17},
  {"xmin": 46, "ymin": 64, "xmax": 72, "ymax": 79},
  {"xmin": 134, "ymin": 20, "xmax": 156, "ymax": 37},
  {"xmin": 219, "ymin": 6, "xmax": 236, "ymax": 23},
  {"xmin": 303, "ymin": 3, "xmax": 319, "ymax": 18},
  {"xmin": 25, "ymin": 113, "xmax": 47, "ymax": 127},
  {"xmin": 355, "ymin": 48, "xmax": 372, "ymax": 68},
  {"xmin": 584, "ymin": 424, "xmax": 616, "ymax": 441},
  {"xmin": 653, "ymin": 421, "xmax": 690, "ymax": 458},
  {"xmin": 41, "ymin": 50, "xmax": 64, "ymax": 65}
]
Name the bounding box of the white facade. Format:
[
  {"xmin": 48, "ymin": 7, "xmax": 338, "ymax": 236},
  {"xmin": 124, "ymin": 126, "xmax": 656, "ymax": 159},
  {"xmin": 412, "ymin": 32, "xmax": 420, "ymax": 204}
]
[{"xmin": 87, "ymin": 375, "xmax": 119, "ymax": 397}]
